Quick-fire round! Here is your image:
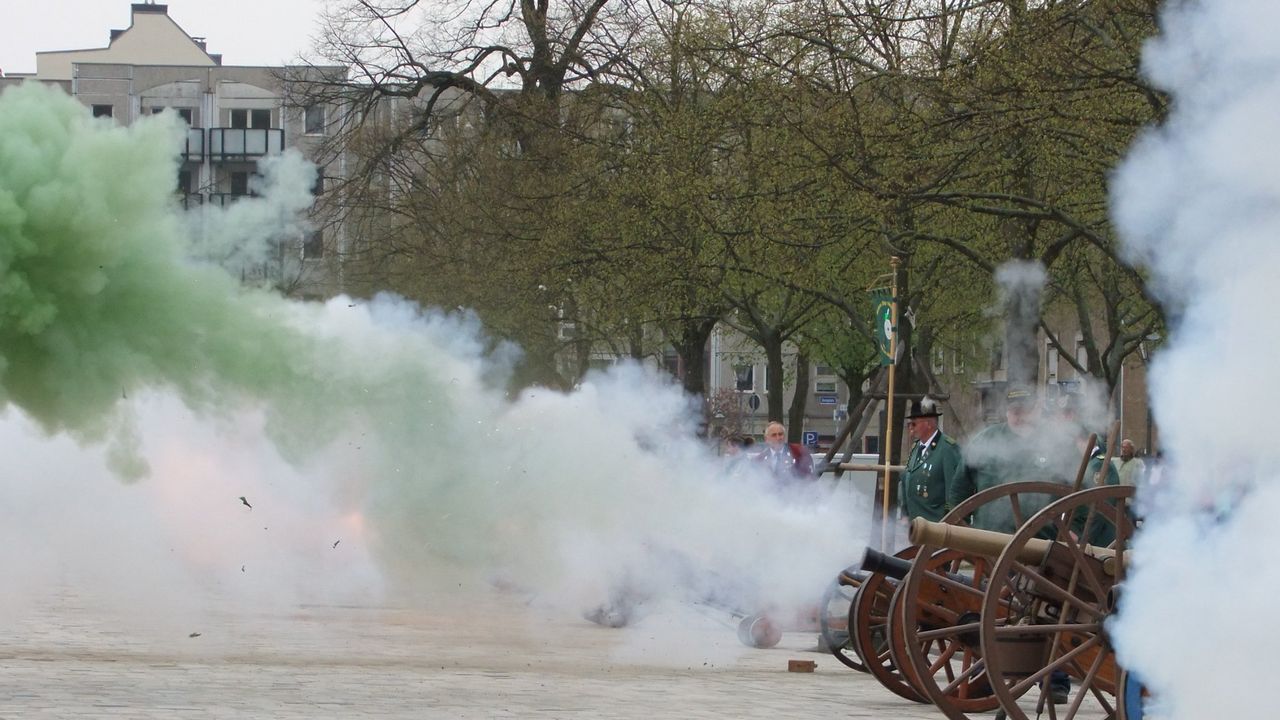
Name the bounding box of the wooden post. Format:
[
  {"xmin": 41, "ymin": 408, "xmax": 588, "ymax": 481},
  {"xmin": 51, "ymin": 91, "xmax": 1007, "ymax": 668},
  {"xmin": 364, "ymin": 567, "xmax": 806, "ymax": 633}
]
[{"xmin": 880, "ymin": 257, "xmax": 902, "ymax": 550}]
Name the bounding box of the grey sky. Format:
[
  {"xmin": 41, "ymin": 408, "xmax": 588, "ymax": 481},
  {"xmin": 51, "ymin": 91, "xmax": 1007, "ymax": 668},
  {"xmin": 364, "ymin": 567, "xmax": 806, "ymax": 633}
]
[{"xmin": 0, "ymin": 1, "xmax": 327, "ymax": 76}]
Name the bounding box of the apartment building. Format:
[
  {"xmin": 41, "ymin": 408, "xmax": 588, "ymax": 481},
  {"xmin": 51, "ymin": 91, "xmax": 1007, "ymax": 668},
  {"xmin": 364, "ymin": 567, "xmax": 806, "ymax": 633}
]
[{"xmin": 0, "ymin": 3, "xmax": 347, "ymax": 298}]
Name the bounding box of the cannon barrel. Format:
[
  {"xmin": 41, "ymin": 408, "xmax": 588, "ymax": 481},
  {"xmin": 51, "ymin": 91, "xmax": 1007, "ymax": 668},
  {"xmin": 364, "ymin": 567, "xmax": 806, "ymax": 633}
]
[
  {"xmin": 860, "ymin": 547, "xmax": 913, "ymax": 580},
  {"xmin": 909, "ymin": 518, "xmax": 1117, "ymax": 570}
]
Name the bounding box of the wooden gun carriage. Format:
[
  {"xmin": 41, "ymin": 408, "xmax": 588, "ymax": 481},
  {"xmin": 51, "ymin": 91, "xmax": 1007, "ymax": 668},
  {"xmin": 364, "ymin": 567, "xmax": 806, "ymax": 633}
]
[{"xmin": 828, "ymin": 480, "xmax": 1142, "ymax": 720}]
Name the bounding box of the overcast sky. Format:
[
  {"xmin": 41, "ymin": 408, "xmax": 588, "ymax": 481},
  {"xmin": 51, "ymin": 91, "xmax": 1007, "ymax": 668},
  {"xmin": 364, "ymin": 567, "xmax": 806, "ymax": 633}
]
[{"xmin": 0, "ymin": 1, "xmax": 326, "ymax": 76}]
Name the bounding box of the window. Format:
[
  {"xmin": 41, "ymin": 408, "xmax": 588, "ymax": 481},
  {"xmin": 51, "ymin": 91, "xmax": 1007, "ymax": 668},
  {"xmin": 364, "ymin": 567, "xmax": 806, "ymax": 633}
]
[
  {"xmin": 153, "ymin": 107, "xmax": 194, "ymax": 124},
  {"xmin": 311, "ymin": 169, "xmax": 325, "ymax": 196},
  {"xmin": 1046, "ymin": 338, "xmax": 1059, "ymax": 381},
  {"xmin": 230, "ymin": 109, "xmax": 271, "ymax": 129},
  {"xmin": 230, "ymin": 171, "xmax": 249, "ymax": 196},
  {"xmin": 1075, "ymin": 332, "xmax": 1088, "ymax": 370},
  {"xmin": 177, "ymin": 169, "xmax": 192, "ymax": 193},
  {"xmin": 304, "ymin": 105, "xmax": 326, "ymax": 135},
  {"xmin": 303, "ymin": 230, "xmax": 324, "ymax": 259},
  {"xmin": 815, "ymin": 364, "xmax": 834, "ymax": 377},
  {"xmin": 814, "ymin": 380, "xmax": 838, "ymax": 394},
  {"xmin": 932, "ymin": 347, "xmax": 946, "ymax": 375},
  {"xmin": 734, "ymin": 364, "xmax": 754, "ymax": 392},
  {"xmin": 662, "ymin": 348, "xmax": 680, "ymax": 377},
  {"xmin": 92, "ymin": 104, "xmax": 113, "ymax": 118}
]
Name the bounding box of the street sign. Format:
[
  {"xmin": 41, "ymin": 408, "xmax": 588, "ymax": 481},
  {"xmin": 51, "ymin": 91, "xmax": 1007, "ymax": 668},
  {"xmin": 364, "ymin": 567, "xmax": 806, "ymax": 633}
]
[
  {"xmin": 802, "ymin": 431, "xmax": 819, "ymax": 447},
  {"xmin": 748, "ymin": 394, "xmax": 761, "ymax": 411},
  {"xmin": 818, "ymin": 395, "xmax": 838, "ymax": 405}
]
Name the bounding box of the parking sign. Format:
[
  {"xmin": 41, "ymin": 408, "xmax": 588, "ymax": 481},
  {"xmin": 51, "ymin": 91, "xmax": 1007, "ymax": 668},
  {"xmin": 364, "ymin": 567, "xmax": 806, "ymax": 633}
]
[{"xmin": 802, "ymin": 431, "xmax": 819, "ymax": 447}]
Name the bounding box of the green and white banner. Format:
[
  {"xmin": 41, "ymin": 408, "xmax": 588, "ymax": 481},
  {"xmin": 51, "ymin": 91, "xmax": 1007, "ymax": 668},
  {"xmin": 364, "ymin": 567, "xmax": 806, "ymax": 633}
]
[{"xmin": 870, "ymin": 288, "xmax": 896, "ymax": 367}]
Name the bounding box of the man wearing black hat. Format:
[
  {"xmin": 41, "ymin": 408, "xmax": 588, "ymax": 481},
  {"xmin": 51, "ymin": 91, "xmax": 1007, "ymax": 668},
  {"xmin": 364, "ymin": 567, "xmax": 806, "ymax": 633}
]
[{"xmin": 899, "ymin": 396, "xmax": 966, "ymax": 522}]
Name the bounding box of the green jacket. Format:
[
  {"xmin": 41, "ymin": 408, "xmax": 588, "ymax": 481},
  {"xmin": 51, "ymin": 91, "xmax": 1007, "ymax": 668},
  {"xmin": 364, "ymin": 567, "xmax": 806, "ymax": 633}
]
[
  {"xmin": 951, "ymin": 421, "xmax": 1078, "ymax": 532},
  {"xmin": 899, "ymin": 432, "xmax": 965, "ymax": 522}
]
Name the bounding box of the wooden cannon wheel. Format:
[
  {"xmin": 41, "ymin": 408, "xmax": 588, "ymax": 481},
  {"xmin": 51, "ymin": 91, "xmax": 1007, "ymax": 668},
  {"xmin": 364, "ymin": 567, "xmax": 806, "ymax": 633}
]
[
  {"xmin": 979, "ymin": 484, "xmax": 1137, "ymax": 720},
  {"xmin": 849, "ymin": 546, "xmax": 928, "ymax": 702},
  {"xmin": 820, "ymin": 567, "xmax": 869, "ymax": 672},
  {"xmin": 896, "ymin": 482, "xmax": 1074, "ymax": 719}
]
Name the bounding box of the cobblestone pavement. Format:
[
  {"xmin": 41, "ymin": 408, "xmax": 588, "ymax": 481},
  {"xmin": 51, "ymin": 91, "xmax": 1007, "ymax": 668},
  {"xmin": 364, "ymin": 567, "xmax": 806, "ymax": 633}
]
[{"xmin": 0, "ymin": 589, "xmax": 959, "ymax": 720}]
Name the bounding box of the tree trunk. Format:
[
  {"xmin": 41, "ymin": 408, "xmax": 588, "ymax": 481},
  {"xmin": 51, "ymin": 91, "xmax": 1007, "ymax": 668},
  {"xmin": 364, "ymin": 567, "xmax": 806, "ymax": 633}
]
[
  {"xmin": 763, "ymin": 332, "xmax": 785, "ymax": 422},
  {"xmin": 787, "ymin": 349, "xmax": 811, "ymax": 444},
  {"xmin": 670, "ymin": 316, "xmax": 718, "ymax": 397}
]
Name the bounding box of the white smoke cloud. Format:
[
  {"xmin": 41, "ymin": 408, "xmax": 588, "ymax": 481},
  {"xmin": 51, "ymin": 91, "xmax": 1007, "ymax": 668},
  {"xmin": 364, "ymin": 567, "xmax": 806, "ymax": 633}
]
[
  {"xmin": 1110, "ymin": 0, "xmax": 1280, "ymax": 716},
  {"xmin": 0, "ymin": 293, "xmax": 866, "ymax": 657},
  {"xmin": 183, "ymin": 149, "xmax": 317, "ymax": 283}
]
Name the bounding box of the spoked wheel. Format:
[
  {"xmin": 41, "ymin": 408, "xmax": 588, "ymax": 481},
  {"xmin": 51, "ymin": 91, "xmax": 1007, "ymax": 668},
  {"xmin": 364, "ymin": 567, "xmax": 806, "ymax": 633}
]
[
  {"xmin": 891, "ymin": 548, "xmax": 1002, "ymax": 715},
  {"xmin": 899, "ymin": 482, "xmax": 1073, "ymax": 719},
  {"xmin": 980, "ymin": 485, "xmax": 1137, "ymax": 720},
  {"xmin": 849, "ymin": 546, "xmax": 927, "ymax": 703},
  {"xmin": 820, "ymin": 567, "xmax": 868, "ymax": 672}
]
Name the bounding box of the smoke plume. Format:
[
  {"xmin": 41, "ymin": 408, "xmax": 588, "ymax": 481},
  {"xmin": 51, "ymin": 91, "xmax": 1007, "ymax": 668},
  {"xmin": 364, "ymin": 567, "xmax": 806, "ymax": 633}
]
[
  {"xmin": 1110, "ymin": 1, "xmax": 1280, "ymax": 716},
  {"xmin": 0, "ymin": 83, "xmax": 861, "ymax": 648}
]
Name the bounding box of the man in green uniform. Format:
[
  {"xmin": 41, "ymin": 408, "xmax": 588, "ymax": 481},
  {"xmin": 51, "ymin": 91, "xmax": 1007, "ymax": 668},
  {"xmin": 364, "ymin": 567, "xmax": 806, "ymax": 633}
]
[
  {"xmin": 950, "ymin": 385, "xmax": 1078, "ymax": 533},
  {"xmin": 899, "ymin": 396, "xmax": 966, "ymax": 522},
  {"xmin": 955, "ymin": 384, "xmax": 1082, "ymax": 705}
]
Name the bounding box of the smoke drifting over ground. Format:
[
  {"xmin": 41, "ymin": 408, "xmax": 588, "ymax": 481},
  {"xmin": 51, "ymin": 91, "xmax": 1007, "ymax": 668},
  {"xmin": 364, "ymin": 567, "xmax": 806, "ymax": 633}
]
[
  {"xmin": 1110, "ymin": 1, "xmax": 1280, "ymax": 716},
  {"xmin": 0, "ymin": 83, "xmax": 861, "ymax": 649}
]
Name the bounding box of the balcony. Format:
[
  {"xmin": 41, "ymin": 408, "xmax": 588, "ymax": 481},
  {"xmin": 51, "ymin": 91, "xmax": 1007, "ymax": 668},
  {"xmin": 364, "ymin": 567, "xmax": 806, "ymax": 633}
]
[
  {"xmin": 208, "ymin": 128, "xmax": 284, "ymax": 161},
  {"xmin": 182, "ymin": 128, "xmax": 205, "ymax": 161}
]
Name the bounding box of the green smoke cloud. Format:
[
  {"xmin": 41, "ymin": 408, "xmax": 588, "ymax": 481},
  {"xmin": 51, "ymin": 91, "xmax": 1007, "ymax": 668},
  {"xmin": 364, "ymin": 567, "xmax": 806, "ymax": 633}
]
[
  {"xmin": 0, "ymin": 82, "xmax": 519, "ymax": 570},
  {"xmin": 0, "ymin": 83, "xmax": 311, "ymax": 463},
  {"xmin": 0, "ymin": 82, "xmax": 862, "ymax": 616}
]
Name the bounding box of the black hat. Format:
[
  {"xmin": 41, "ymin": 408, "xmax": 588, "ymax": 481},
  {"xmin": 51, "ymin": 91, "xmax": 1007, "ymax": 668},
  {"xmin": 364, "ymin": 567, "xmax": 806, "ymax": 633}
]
[
  {"xmin": 1006, "ymin": 384, "xmax": 1035, "ymax": 405},
  {"xmin": 906, "ymin": 396, "xmax": 942, "ymax": 419}
]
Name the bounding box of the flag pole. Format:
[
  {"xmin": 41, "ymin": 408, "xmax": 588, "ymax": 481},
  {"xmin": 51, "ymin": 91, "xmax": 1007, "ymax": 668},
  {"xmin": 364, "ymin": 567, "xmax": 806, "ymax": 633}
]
[{"xmin": 881, "ymin": 256, "xmax": 902, "ymax": 550}]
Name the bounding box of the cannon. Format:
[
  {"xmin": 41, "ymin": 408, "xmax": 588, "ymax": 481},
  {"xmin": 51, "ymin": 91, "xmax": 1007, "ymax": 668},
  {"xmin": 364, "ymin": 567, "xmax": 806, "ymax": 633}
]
[
  {"xmin": 883, "ymin": 481, "xmax": 1074, "ymax": 718},
  {"xmin": 897, "ymin": 483, "xmax": 1137, "ymax": 720},
  {"xmin": 844, "ymin": 481, "xmax": 1074, "ymax": 707}
]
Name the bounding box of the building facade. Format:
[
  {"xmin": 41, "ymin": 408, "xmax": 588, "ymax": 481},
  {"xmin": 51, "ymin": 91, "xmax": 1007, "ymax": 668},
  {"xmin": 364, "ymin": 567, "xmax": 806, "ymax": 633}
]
[{"xmin": 1, "ymin": 3, "xmax": 347, "ymax": 298}]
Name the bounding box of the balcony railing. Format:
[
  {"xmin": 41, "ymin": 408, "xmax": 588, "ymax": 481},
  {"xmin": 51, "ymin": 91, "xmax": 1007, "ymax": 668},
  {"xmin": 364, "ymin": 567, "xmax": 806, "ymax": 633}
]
[
  {"xmin": 207, "ymin": 192, "xmax": 257, "ymax": 207},
  {"xmin": 208, "ymin": 128, "xmax": 284, "ymax": 160},
  {"xmin": 183, "ymin": 128, "xmax": 205, "ymax": 161},
  {"xmin": 179, "ymin": 192, "xmax": 204, "ymax": 210}
]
